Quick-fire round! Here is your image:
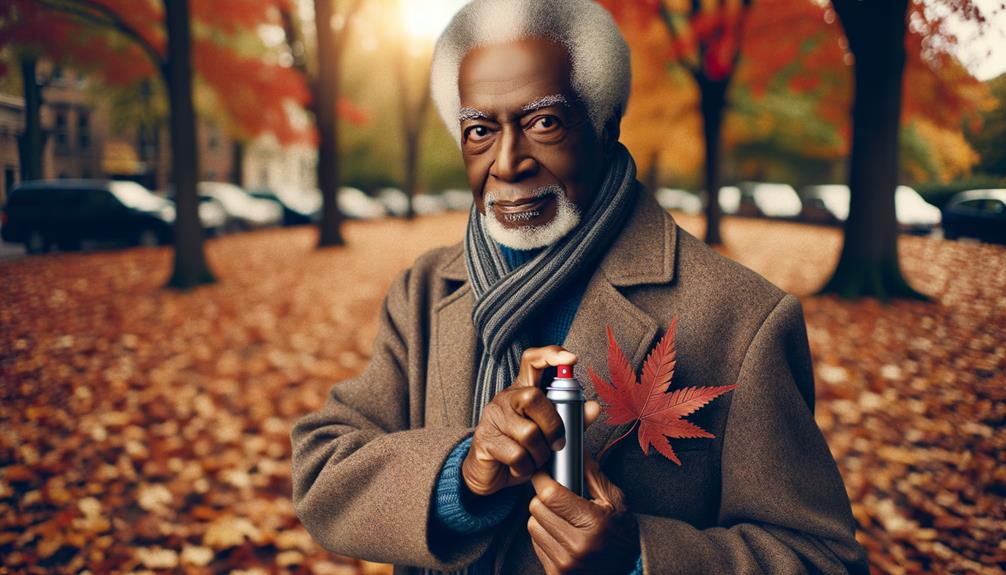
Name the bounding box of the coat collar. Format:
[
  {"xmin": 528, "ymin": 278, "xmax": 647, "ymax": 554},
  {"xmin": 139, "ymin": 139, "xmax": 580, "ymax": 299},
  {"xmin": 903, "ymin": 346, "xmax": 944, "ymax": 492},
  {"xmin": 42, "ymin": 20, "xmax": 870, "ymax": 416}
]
[
  {"xmin": 435, "ymin": 186, "xmax": 678, "ymax": 288},
  {"xmin": 430, "ymin": 188, "xmax": 680, "ymax": 457}
]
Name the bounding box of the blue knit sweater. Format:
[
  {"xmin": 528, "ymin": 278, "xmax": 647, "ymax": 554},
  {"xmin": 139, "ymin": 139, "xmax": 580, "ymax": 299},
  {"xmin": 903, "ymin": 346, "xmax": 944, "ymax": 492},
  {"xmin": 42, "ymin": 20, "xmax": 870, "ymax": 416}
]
[{"xmin": 431, "ymin": 244, "xmax": 643, "ymax": 575}]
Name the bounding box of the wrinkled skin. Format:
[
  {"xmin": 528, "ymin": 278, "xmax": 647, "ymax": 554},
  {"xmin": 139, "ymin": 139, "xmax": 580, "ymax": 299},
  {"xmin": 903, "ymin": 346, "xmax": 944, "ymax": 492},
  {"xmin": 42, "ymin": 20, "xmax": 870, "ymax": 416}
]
[
  {"xmin": 460, "ymin": 346, "xmax": 640, "ymax": 575},
  {"xmin": 457, "ymin": 37, "xmax": 618, "ymax": 231}
]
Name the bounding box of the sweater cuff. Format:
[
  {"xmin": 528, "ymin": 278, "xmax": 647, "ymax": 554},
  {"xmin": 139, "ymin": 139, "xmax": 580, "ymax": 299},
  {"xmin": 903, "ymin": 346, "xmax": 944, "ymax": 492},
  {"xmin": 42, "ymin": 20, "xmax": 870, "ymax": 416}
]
[{"xmin": 432, "ymin": 435, "xmax": 519, "ymax": 534}]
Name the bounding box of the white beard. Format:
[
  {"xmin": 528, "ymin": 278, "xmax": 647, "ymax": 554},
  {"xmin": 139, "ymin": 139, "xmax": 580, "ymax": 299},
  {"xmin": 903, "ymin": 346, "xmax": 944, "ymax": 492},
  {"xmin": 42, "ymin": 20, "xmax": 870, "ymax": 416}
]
[{"xmin": 481, "ymin": 185, "xmax": 582, "ymax": 250}]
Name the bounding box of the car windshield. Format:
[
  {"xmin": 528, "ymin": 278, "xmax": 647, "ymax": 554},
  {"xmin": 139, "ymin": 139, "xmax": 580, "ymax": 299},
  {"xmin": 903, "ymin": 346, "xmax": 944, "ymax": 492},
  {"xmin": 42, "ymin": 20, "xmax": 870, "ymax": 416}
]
[{"xmin": 109, "ymin": 181, "xmax": 169, "ymax": 211}]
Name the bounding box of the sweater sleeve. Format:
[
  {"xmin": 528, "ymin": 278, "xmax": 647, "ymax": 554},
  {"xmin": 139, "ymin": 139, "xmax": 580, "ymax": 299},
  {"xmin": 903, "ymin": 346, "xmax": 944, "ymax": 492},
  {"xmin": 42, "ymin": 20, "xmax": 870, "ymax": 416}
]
[{"xmin": 432, "ymin": 435, "xmax": 520, "ymax": 534}]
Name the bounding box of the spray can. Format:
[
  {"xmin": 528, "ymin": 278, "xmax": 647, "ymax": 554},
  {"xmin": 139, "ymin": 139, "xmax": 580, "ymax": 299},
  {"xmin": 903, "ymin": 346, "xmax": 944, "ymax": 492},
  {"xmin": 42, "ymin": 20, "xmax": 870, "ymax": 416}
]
[{"xmin": 547, "ymin": 364, "xmax": 584, "ymax": 497}]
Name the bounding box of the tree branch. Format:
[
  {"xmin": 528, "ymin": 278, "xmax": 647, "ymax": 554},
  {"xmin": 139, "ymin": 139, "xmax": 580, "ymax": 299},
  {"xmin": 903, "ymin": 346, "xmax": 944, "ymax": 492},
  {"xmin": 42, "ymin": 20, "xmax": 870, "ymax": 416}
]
[
  {"xmin": 37, "ymin": 0, "xmax": 164, "ymax": 71},
  {"xmin": 658, "ymin": 1, "xmax": 700, "ymax": 74}
]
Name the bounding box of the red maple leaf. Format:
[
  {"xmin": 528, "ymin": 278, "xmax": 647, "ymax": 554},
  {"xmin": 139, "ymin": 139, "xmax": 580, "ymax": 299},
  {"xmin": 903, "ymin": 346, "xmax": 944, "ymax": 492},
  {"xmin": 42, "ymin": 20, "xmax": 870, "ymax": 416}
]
[{"xmin": 588, "ymin": 319, "xmax": 737, "ymax": 465}]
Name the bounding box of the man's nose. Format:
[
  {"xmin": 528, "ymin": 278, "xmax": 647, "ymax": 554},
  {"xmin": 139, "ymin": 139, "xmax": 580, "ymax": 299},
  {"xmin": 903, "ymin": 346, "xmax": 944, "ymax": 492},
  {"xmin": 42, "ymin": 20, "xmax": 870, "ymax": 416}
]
[{"xmin": 490, "ymin": 125, "xmax": 538, "ymax": 182}]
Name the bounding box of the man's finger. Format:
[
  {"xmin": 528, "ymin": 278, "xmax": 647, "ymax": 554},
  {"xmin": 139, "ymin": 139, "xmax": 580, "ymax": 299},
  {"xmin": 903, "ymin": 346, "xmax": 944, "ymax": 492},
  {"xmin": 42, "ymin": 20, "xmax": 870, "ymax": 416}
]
[
  {"xmin": 528, "ymin": 515, "xmax": 571, "ymax": 574},
  {"xmin": 583, "ymin": 451, "xmax": 623, "ymax": 509},
  {"xmin": 500, "ymin": 410, "xmax": 554, "ymax": 469},
  {"xmin": 583, "ymin": 400, "xmax": 601, "ymax": 429},
  {"xmin": 529, "ymin": 494, "xmax": 587, "ymax": 554},
  {"xmin": 514, "ymin": 346, "xmax": 578, "ymax": 389},
  {"xmin": 480, "ymin": 434, "xmax": 536, "ymax": 479},
  {"xmin": 530, "ymin": 532, "xmax": 562, "ymax": 575},
  {"xmin": 531, "ymin": 470, "xmax": 595, "ymax": 528},
  {"xmin": 509, "ymin": 387, "xmax": 566, "ymax": 451}
]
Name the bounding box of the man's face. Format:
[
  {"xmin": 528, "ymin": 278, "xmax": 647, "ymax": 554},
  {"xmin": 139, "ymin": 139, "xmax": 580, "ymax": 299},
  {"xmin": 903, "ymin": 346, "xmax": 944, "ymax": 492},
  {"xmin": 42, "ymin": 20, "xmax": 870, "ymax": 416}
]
[{"xmin": 457, "ymin": 38, "xmax": 608, "ymax": 249}]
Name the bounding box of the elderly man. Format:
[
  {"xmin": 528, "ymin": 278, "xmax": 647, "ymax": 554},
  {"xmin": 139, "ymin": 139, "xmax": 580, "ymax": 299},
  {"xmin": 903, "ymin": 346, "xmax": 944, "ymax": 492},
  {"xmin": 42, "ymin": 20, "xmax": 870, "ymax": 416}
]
[{"xmin": 291, "ymin": 1, "xmax": 869, "ymax": 574}]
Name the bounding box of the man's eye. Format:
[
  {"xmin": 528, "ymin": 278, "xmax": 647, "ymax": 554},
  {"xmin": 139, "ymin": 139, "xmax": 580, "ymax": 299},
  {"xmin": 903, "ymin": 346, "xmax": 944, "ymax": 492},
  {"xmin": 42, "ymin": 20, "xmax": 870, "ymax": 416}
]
[
  {"xmin": 528, "ymin": 115, "xmax": 561, "ymax": 132},
  {"xmin": 465, "ymin": 125, "xmax": 492, "ymax": 142}
]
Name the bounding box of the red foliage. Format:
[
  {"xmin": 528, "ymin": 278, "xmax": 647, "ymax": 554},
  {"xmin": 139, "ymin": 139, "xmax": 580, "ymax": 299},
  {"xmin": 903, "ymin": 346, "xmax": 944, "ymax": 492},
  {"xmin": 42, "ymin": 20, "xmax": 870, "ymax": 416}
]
[
  {"xmin": 0, "ymin": 0, "xmax": 313, "ymax": 145},
  {"xmin": 194, "ymin": 37, "xmax": 313, "ymax": 145},
  {"xmin": 589, "ymin": 320, "xmax": 736, "ymax": 465},
  {"xmin": 600, "ymin": 0, "xmax": 749, "ymax": 82}
]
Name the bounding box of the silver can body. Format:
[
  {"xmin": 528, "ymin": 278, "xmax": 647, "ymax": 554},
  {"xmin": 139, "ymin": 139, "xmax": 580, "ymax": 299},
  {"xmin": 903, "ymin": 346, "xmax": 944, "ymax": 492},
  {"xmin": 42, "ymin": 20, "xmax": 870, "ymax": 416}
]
[{"xmin": 547, "ymin": 376, "xmax": 584, "ymax": 497}]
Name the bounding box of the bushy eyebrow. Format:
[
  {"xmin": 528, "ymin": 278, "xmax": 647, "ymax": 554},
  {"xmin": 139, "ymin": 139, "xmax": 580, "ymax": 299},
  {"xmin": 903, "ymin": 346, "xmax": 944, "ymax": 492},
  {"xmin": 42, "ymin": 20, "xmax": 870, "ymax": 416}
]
[
  {"xmin": 458, "ymin": 94, "xmax": 570, "ymax": 123},
  {"xmin": 521, "ymin": 94, "xmax": 569, "ymax": 114},
  {"xmin": 458, "ymin": 107, "xmax": 488, "ymax": 122}
]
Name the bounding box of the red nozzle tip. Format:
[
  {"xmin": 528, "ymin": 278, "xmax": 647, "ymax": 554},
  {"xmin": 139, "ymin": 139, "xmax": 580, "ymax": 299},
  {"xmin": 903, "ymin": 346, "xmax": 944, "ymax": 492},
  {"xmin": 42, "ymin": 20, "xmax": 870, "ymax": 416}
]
[{"xmin": 557, "ymin": 365, "xmax": 573, "ymax": 378}]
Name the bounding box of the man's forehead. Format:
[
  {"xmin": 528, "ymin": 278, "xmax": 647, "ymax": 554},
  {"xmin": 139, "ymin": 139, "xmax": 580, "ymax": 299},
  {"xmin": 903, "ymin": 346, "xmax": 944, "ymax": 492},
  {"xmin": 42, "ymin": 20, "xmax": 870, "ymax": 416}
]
[{"xmin": 458, "ymin": 38, "xmax": 575, "ymax": 114}]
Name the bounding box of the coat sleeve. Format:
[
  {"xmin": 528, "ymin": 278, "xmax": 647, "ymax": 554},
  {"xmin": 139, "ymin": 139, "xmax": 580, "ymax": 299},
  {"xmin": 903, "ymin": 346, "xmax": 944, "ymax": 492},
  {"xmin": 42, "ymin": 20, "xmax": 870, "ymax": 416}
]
[
  {"xmin": 635, "ymin": 294, "xmax": 870, "ymax": 574},
  {"xmin": 289, "ymin": 267, "xmax": 495, "ymax": 571}
]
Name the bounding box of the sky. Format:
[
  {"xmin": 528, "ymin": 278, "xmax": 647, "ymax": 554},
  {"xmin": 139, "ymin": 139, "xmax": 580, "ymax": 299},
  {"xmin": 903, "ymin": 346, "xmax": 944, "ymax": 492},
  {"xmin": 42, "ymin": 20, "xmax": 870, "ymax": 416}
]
[{"xmin": 948, "ymin": 0, "xmax": 1006, "ymax": 80}]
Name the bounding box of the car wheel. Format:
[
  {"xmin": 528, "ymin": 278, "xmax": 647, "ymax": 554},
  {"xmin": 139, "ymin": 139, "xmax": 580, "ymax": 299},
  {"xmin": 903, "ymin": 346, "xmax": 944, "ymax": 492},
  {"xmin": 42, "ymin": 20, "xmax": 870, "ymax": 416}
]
[
  {"xmin": 136, "ymin": 228, "xmax": 162, "ymax": 247},
  {"xmin": 25, "ymin": 229, "xmax": 50, "ymax": 254}
]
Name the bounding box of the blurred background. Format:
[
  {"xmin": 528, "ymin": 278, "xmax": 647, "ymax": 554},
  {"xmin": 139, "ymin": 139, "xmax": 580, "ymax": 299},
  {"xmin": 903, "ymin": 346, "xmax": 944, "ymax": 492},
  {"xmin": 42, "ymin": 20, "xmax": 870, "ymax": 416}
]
[{"xmin": 0, "ymin": 1, "xmax": 1003, "ymax": 574}]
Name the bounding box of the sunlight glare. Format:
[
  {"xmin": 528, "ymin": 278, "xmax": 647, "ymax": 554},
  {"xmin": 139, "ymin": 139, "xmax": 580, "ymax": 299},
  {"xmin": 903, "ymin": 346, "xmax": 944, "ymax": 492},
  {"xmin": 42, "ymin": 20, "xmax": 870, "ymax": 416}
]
[{"xmin": 401, "ymin": 0, "xmax": 467, "ymax": 40}]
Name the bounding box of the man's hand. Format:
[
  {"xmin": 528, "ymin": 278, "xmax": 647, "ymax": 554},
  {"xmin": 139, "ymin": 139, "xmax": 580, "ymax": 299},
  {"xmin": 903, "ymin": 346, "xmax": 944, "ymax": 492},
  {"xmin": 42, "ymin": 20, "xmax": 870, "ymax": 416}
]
[
  {"xmin": 462, "ymin": 345, "xmax": 601, "ymax": 496},
  {"xmin": 527, "ymin": 452, "xmax": 640, "ymax": 575}
]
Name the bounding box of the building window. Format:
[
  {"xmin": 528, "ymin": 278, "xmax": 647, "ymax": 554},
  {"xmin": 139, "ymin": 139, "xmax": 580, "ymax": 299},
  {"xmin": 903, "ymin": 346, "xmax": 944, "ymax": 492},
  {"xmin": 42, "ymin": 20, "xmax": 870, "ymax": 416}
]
[
  {"xmin": 54, "ymin": 109, "xmax": 69, "ymax": 155},
  {"xmin": 78, "ymin": 110, "xmax": 90, "ymax": 150}
]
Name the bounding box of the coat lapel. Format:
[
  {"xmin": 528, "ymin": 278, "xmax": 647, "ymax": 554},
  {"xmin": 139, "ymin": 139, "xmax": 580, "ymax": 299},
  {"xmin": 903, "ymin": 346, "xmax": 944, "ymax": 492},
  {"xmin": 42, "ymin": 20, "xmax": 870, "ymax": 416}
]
[
  {"xmin": 432, "ymin": 190, "xmax": 679, "ymax": 450},
  {"xmin": 564, "ymin": 190, "xmax": 678, "ymax": 457}
]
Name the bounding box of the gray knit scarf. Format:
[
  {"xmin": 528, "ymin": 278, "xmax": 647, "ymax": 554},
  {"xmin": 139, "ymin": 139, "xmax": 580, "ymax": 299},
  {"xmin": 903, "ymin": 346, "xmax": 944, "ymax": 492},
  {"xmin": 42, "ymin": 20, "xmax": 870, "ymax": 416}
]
[
  {"xmin": 423, "ymin": 142, "xmax": 638, "ymax": 575},
  {"xmin": 464, "ymin": 142, "xmax": 638, "ymax": 428}
]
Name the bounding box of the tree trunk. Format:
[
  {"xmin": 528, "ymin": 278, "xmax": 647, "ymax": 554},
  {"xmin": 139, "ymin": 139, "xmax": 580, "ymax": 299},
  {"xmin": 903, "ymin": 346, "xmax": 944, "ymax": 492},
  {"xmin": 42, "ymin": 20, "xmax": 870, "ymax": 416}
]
[
  {"xmin": 231, "ymin": 140, "xmax": 244, "ymax": 187},
  {"xmin": 698, "ymin": 77, "xmax": 727, "ymax": 246},
  {"xmin": 164, "ymin": 0, "xmax": 215, "ymax": 289},
  {"xmin": 820, "ymin": 0, "xmax": 926, "ymax": 301},
  {"xmin": 315, "ymin": 0, "xmax": 346, "ymax": 246},
  {"xmin": 18, "ymin": 57, "xmax": 45, "ymax": 181},
  {"xmin": 397, "ymin": 43, "xmax": 431, "ymax": 221}
]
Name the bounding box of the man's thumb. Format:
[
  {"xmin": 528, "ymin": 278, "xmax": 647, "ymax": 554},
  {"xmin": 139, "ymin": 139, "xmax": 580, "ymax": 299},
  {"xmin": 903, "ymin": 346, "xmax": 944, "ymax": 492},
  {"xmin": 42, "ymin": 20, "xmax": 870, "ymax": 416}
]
[{"xmin": 584, "ymin": 400, "xmax": 602, "ymax": 429}]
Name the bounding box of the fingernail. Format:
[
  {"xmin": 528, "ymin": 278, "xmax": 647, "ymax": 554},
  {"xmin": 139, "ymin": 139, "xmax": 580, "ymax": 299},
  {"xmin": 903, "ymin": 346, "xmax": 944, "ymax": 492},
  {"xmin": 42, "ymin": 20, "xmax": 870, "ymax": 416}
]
[{"xmin": 552, "ymin": 438, "xmax": 565, "ymax": 451}]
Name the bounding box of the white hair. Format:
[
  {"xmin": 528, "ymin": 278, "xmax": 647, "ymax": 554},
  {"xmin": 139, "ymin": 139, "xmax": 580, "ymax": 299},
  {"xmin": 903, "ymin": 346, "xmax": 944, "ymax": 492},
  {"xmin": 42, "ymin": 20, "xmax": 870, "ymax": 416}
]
[{"xmin": 430, "ymin": 0, "xmax": 631, "ymax": 146}]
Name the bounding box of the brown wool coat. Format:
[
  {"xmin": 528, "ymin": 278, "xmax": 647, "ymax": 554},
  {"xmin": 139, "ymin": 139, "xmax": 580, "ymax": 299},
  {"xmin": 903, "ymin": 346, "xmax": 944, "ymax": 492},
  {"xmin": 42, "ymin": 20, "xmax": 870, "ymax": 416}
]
[{"xmin": 290, "ymin": 190, "xmax": 870, "ymax": 574}]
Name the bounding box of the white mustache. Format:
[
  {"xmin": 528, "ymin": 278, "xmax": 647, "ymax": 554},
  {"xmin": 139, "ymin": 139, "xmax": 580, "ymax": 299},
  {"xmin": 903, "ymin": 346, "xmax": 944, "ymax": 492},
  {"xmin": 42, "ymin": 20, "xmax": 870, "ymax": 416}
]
[{"xmin": 486, "ymin": 185, "xmax": 564, "ymax": 209}]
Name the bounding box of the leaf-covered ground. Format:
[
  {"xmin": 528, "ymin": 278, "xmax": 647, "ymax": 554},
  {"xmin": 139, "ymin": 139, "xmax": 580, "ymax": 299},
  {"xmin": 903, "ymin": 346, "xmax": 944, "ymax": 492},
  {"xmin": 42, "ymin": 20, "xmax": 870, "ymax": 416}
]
[{"xmin": 1, "ymin": 212, "xmax": 1003, "ymax": 574}]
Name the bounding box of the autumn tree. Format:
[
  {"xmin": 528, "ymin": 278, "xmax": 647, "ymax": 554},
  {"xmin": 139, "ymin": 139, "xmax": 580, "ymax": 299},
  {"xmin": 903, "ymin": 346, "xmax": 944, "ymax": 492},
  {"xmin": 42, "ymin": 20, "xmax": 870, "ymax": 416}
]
[
  {"xmin": 603, "ymin": 0, "xmax": 753, "ymax": 246},
  {"xmin": 816, "ymin": 0, "xmax": 988, "ymax": 299},
  {"xmin": 277, "ymin": 0, "xmax": 367, "ymax": 247},
  {"xmin": 1, "ymin": 0, "xmax": 310, "ymax": 288}
]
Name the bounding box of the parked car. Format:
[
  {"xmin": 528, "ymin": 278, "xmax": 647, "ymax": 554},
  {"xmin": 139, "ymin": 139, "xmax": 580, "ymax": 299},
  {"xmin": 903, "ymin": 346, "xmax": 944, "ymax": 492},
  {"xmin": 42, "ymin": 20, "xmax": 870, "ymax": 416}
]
[
  {"xmin": 248, "ymin": 186, "xmax": 321, "ymax": 226},
  {"xmin": 414, "ymin": 193, "xmax": 448, "ymax": 215},
  {"xmin": 443, "ymin": 189, "xmax": 474, "ymax": 211},
  {"xmin": 695, "ymin": 187, "xmax": 741, "ymax": 215},
  {"xmin": 655, "ymin": 188, "xmax": 702, "ymax": 215},
  {"xmin": 1, "ymin": 179, "xmax": 178, "ymax": 253},
  {"xmin": 942, "ymin": 189, "xmax": 1006, "ymax": 244},
  {"xmin": 338, "ymin": 187, "xmax": 386, "ymax": 219},
  {"xmin": 797, "ymin": 185, "xmax": 941, "ymax": 233},
  {"xmin": 195, "ymin": 182, "xmax": 282, "ymax": 231},
  {"xmin": 800, "ymin": 185, "xmax": 850, "ymax": 225},
  {"xmin": 375, "ymin": 187, "xmax": 410, "ymax": 217},
  {"xmin": 735, "ymin": 182, "xmax": 803, "ymax": 219},
  {"xmin": 895, "ymin": 186, "xmax": 942, "ymax": 233}
]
